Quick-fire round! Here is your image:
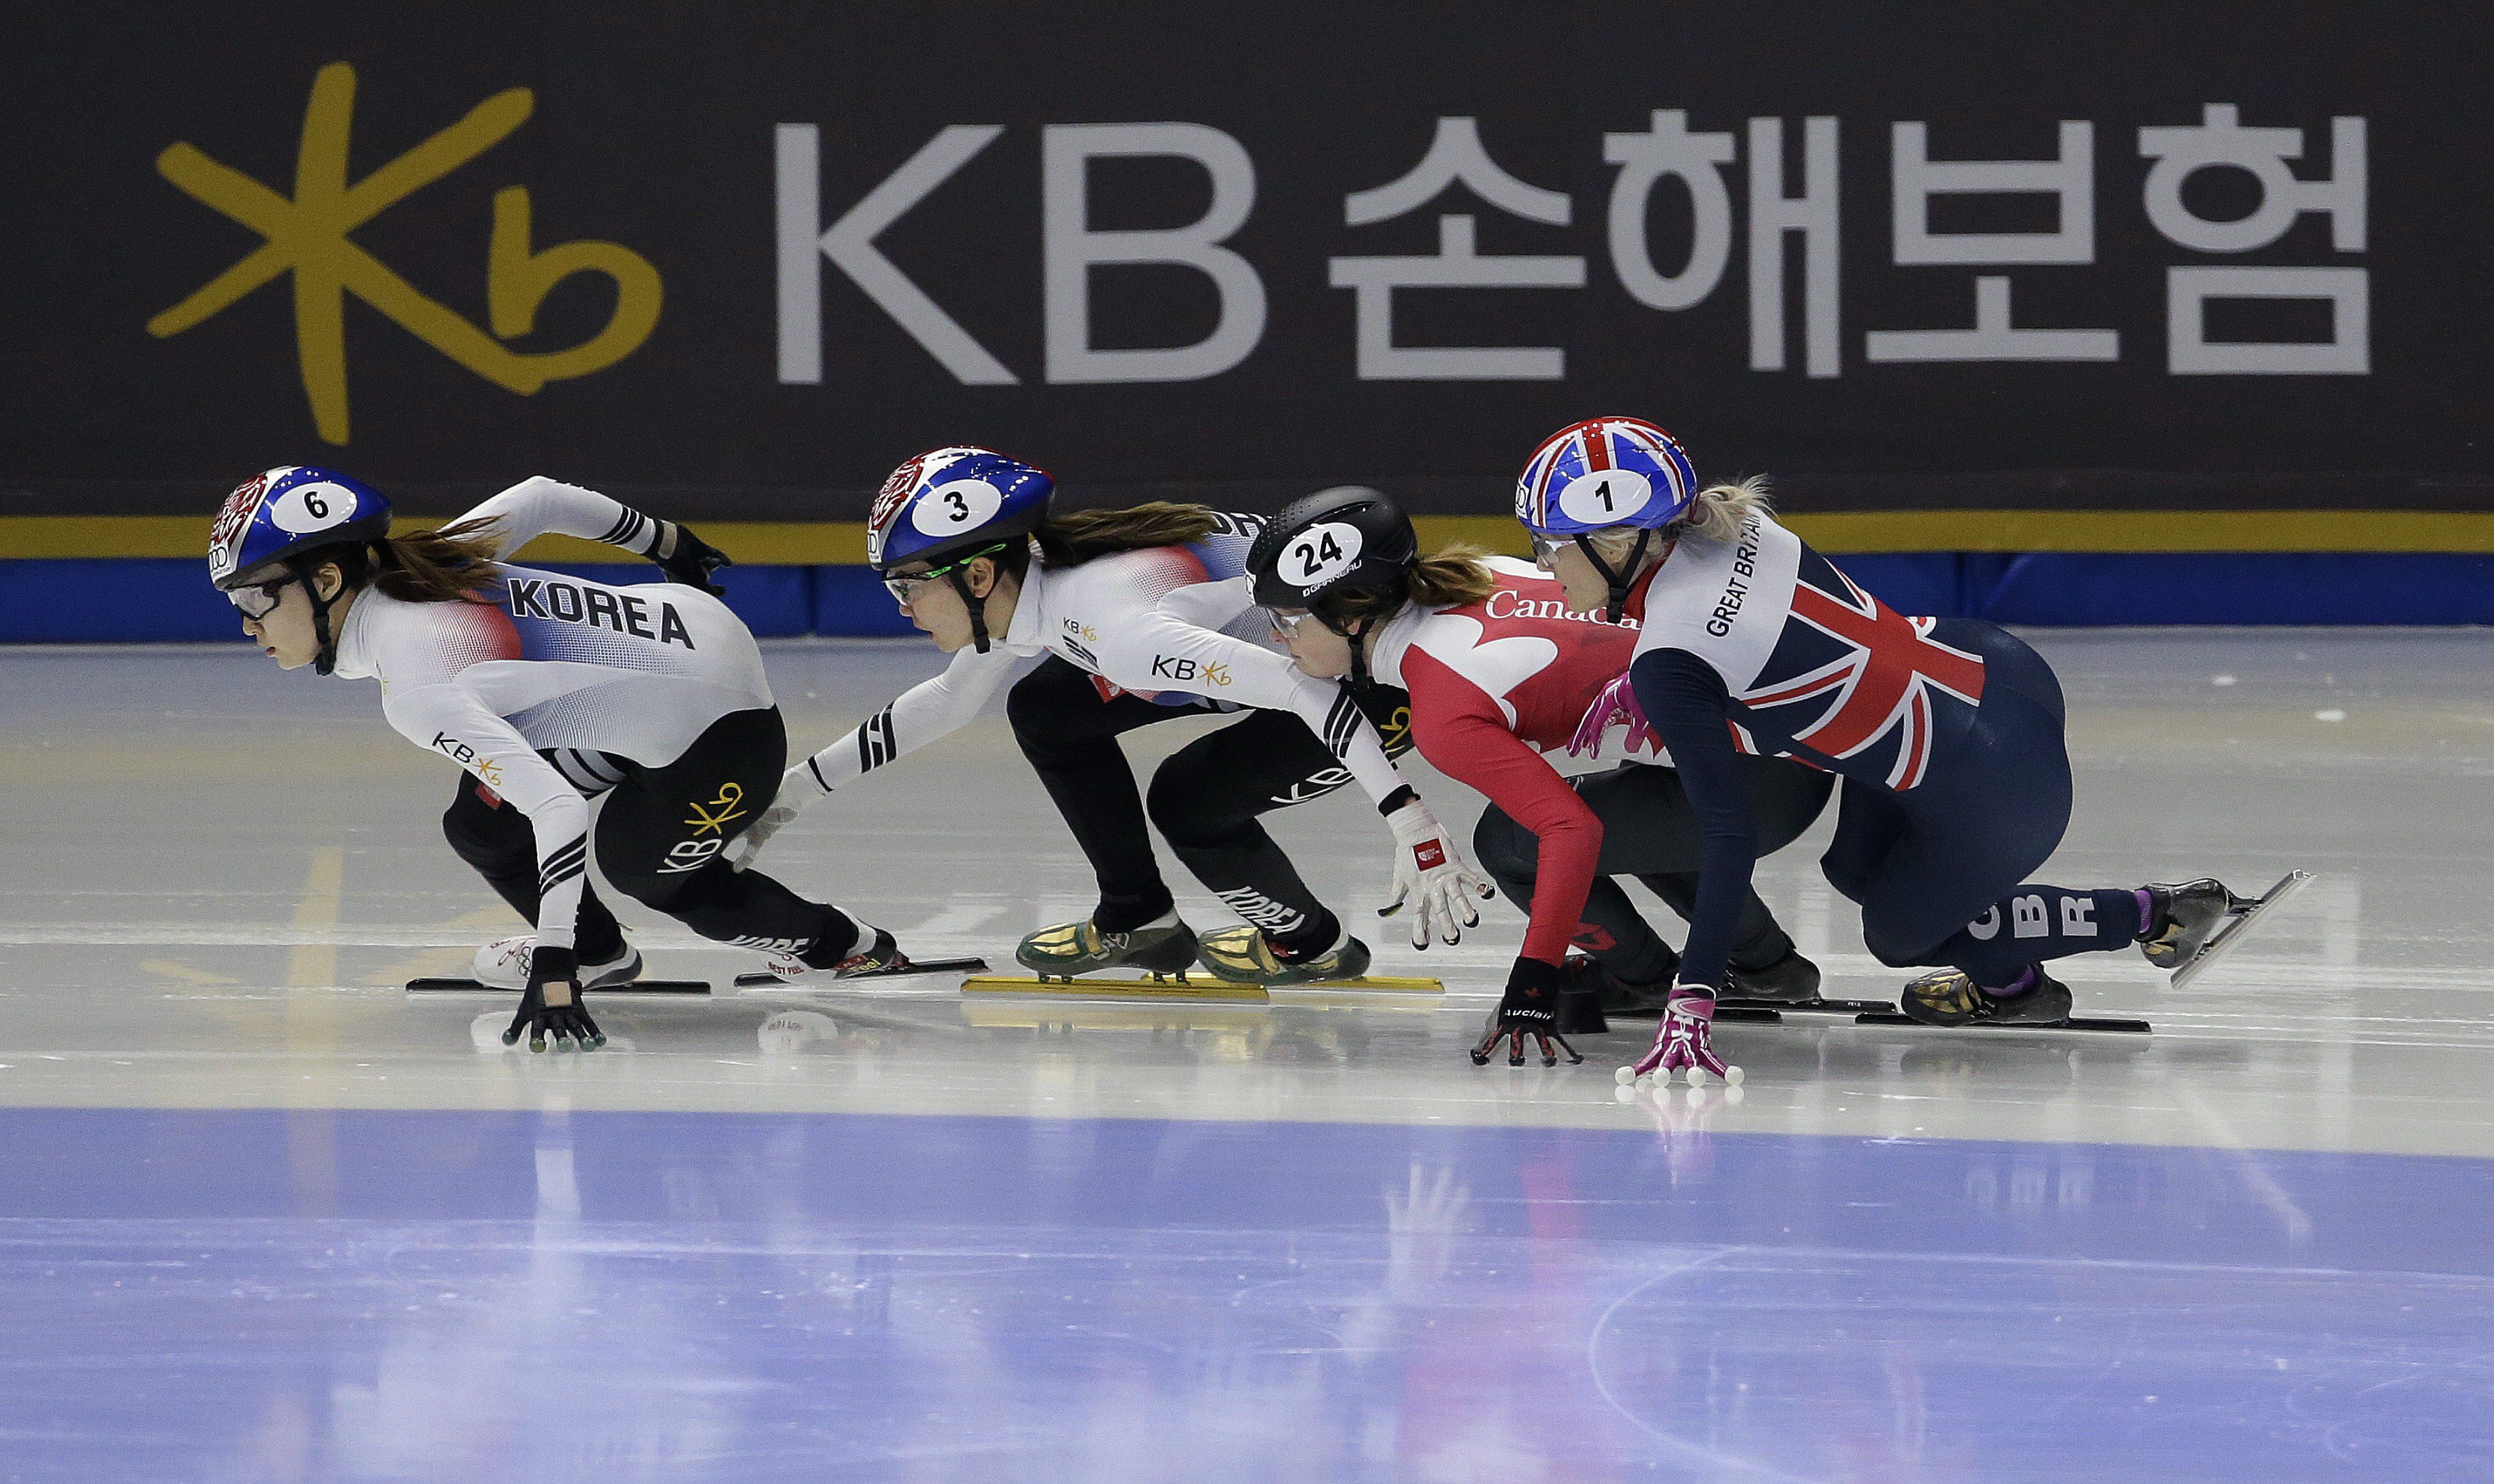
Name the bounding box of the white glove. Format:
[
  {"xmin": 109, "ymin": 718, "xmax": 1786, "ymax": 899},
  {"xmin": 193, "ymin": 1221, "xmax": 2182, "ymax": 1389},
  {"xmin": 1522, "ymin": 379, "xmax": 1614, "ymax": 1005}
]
[
  {"xmin": 1380, "ymin": 798, "xmax": 1495, "ymax": 949},
  {"xmin": 729, "ymin": 759, "xmax": 832, "ymax": 872}
]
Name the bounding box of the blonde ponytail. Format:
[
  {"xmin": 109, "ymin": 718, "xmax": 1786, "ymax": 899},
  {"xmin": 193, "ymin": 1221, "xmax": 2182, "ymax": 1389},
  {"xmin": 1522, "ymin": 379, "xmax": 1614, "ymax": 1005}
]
[{"xmin": 1677, "ymin": 475, "xmax": 1774, "ymax": 544}]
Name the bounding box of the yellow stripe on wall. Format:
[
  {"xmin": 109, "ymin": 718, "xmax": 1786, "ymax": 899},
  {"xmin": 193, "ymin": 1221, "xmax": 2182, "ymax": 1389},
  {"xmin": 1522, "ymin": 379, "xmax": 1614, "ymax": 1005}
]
[
  {"xmin": 1413, "ymin": 511, "xmax": 2494, "ymax": 555},
  {"xmin": 8, "ymin": 511, "xmax": 2494, "ymax": 560}
]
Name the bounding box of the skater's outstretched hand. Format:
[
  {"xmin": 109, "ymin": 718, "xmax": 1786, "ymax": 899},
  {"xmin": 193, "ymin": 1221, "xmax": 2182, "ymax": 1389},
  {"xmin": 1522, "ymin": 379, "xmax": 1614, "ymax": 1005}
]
[
  {"xmin": 503, "ymin": 973, "xmax": 605, "ymax": 1053},
  {"xmin": 1381, "ymin": 798, "xmax": 1495, "ymax": 949},
  {"xmin": 1627, "ymin": 988, "xmax": 1739, "ymax": 1085},
  {"xmin": 731, "ymin": 761, "xmax": 832, "ymax": 871},
  {"xmin": 653, "ymin": 521, "xmax": 733, "ymax": 595},
  {"xmin": 1469, "ymin": 956, "xmax": 1582, "ymax": 1068},
  {"xmin": 1569, "ymin": 672, "xmax": 1659, "ymax": 761}
]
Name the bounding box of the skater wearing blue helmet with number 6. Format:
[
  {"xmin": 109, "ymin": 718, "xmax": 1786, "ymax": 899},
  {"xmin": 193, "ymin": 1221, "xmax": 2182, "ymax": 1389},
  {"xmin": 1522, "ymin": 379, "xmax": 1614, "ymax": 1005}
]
[
  {"xmin": 1508, "ymin": 417, "xmax": 2308, "ymax": 1084},
  {"xmin": 211, "ymin": 465, "xmax": 915, "ymax": 1051}
]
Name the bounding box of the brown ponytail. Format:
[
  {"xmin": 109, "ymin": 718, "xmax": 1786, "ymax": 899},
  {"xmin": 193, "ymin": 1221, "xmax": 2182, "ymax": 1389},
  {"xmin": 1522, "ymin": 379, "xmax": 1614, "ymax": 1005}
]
[
  {"xmin": 1031, "ymin": 501, "xmax": 1224, "ymax": 567},
  {"xmin": 300, "ymin": 516, "xmax": 504, "ymax": 605},
  {"xmin": 1323, "ymin": 543, "xmax": 1500, "ymax": 627}
]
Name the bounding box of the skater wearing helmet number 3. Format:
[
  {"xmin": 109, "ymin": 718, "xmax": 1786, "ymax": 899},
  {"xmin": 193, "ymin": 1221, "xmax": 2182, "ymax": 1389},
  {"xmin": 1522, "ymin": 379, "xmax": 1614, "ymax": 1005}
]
[
  {"xmin": 734, "ymin": 448, "xmax": 1494, "ymax": 983},
  {"xmin": 1515, "ymin": 417, "xmax": 2303, "ymax": 1085},
  {"xmin": 211, "ymin": 467, "xmax": 912, "ymax": 1051}
]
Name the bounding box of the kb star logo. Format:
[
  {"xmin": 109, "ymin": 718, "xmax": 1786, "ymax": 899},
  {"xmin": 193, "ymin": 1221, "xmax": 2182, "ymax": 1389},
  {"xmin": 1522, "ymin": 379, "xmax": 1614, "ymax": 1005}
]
[{"xmin": 149, "ymin": 63, "xmax": 662, "ymax": 444}]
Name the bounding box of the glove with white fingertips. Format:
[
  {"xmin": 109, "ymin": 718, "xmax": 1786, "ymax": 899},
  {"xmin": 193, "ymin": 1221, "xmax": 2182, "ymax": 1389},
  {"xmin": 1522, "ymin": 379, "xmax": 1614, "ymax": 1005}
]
[
  {"xmin": 1469, "ymin": 955, "xmax": 1584, "ymax": 1068},
  {"xmin": 1569, "ymin": 671, "xmax": 1660, "ymax": 761},
  {"xmin": 1624, "ymin": 986, "xmax": 1741, "ymax": 1086},
  {"xmin": 502, "ymin": 945, "xmax": 606, "ymax": 1052},
  {"xmin": 1380, "ymin": 793, "xmax": 1495, "ymax": 950},
  {"xmin": 652, "ymin": 521, "xmax": 733, "ymax": 595},
  {"xmin": 730, "ymin": 758, "xmax": 832, "ymax": 872}
]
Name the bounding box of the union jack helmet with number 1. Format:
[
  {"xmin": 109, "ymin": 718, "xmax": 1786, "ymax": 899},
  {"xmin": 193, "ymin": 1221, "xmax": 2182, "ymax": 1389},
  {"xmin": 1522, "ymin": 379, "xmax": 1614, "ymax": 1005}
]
[{"xmin": 1513, "ymin": 417, "xmax": 1698, "ymax": 537}]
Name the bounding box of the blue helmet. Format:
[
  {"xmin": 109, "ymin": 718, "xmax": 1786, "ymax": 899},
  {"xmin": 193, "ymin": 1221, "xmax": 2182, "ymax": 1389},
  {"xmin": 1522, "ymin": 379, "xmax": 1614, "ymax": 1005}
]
[
  {"xmin": 208, "ymin": 465, "xmax": 393, "ymax": 589},
  {"xmin": 867, "ymin": 446, "xmax": 1053, "ymax": 572},
  {"xmin": 1513, "ymin": 417, "xmax": 1697, "ymax": 537}
]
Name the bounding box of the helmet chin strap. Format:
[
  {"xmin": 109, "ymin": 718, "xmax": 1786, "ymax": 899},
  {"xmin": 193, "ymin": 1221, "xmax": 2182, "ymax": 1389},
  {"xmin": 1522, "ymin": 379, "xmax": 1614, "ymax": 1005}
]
[
  {"xmin": 291, "ymin": 562, "xmax": 345, "ymax": 676},
  {"xmin": 1315, "ymin": 609, "xmax": 1378, "ymax": 692},
  {"xmin": 1572, "ymin": 529, "xmax": 1656, "ymax": 624},
  {"xmin": 945, "ymin": 567, "xmax": 993, "ymax": 655}
]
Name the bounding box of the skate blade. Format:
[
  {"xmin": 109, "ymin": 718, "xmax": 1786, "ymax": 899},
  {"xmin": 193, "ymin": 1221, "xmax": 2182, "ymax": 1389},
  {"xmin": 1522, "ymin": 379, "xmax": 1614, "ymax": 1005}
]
[
  {"xmin": 2168, "ymin": 870, "xmax": 2313, "ymax": 990},
  {"xmin": 1854, "ymin": 1010, "xmax": 2152, "ymax": 1034},
  {"xmin": 732, "ymin": 956, "xmax": 988, "ymax": 989},
  {"xmin": 407, "ymin": 977, "xmax": 710, "ymax": 995},
  {"xmin": 1718, "ymin": 996, "xmax": 1898, "ymax": 1016}
]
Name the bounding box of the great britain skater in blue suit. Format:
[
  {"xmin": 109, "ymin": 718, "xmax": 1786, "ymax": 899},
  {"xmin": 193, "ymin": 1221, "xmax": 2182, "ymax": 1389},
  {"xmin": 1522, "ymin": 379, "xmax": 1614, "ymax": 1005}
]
[{"xmin": 1488, "ymin": 417, "xmax": 2280, "ymax": 1083}]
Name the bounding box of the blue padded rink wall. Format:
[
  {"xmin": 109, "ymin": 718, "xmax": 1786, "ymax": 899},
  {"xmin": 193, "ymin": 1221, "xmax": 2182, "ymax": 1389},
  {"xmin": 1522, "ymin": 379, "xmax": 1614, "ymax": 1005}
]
[{"xmin": 4, "ymin": 629, "xmax": 2493, "ymax": 1482}]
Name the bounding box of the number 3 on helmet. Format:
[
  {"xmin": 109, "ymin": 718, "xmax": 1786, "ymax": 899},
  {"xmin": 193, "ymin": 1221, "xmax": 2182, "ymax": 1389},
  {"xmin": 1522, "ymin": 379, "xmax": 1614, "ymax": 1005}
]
[
  {"xmin": 865, "ymin": 446, "xmax": 1054, "ymax": 574},
  {"xmin": 1513, "ymin": 417, "xmax": 1697, "ymax": 538}
]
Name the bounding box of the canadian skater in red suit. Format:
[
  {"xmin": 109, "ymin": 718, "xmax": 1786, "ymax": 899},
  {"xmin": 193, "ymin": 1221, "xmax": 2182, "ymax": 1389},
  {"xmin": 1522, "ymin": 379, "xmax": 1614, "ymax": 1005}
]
[{"xmin": 1243, "ymin": 487, "xmax": 1828, "ymax": 1066}]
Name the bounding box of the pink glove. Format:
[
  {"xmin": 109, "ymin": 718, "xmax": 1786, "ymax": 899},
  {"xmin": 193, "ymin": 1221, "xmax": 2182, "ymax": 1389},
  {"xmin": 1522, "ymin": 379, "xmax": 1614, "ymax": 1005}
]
[
  {"xmin": 1622, "ymin": 988, "xmax": 1743, "ymax": 1085},
  {"xmin": 1569, "ymin": 672, "xmax": 1659, "ymax": 760}
]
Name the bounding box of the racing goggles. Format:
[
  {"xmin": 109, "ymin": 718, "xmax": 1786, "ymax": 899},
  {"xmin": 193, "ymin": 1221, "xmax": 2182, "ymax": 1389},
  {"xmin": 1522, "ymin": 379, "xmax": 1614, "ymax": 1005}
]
[
  {"xmin": 228, "ymin": 577, "xmax": 291, "ymax": 620},
  {"xmin": 882, "ymin": 543, "xmax": 1009, "ymax": 603}
]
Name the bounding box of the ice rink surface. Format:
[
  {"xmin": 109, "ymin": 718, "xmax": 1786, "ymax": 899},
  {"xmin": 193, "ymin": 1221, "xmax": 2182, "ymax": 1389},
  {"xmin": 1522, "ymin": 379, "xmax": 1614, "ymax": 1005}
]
[{"xmin": 3, "ymin": 630, "xmax": 2490, "ymax": 1482}]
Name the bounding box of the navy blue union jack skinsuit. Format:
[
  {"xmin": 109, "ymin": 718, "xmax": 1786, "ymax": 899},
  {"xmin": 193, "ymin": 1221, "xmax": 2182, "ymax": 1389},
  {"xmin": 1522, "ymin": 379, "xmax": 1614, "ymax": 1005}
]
[{"xmin": 1627, "ymin": 509, "xmax": 2139, "ymax": 991}]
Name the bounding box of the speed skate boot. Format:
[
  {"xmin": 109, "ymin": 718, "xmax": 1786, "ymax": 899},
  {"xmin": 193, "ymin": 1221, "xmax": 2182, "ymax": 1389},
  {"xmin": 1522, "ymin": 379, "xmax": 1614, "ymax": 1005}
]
[
  {"xmin": 1723, "ymin": 946, "xmax": 1824, "ymax": 1005},
  {"xmin": 1899, "ymin": 965, "xmax": 2073, "ymax": 1027},
  {"xmin": 1553, "ymin": 955, "xmax": 1616, "ymax": 1034},
  {"xmin": 1018, "ymin": 915, "xmax": 1201, "ymax": 981},
  {"xmin": 765, "ymin": 922, "xmax": 910, "ymax": 983},
  {"xmin": 1198, "ymin": 925, "xmax": 1371, "ymax": 986},
  {"xmin": 1568, "ymin": 952, "xmax": 1674, "ymax": 1018},
  {"xmin": 473, "ymin": 935, "xmax": 643, "ymax": 991},
  {"xmin": 2137, "ymin": 879, "xmax": 2243, "ymax": 970}
]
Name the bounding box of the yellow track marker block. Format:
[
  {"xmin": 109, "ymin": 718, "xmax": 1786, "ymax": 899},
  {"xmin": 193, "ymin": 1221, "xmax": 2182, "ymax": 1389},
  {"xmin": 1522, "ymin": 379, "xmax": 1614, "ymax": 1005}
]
[
  {"xmin": 961, "ymin": 976, "xmax": 1269, "ymax": 1002},
  {"xmin": 959, "ymin": 974, "xmax": 1445, "ymax": 1001},
  {"xmin": 1278, "ymin": 975, "xmax": 1443, "ymax": 995}
]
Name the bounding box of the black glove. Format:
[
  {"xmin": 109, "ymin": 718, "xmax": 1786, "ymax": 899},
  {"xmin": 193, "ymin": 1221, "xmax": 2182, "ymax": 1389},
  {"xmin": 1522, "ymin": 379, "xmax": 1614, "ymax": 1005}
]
[
  {"xmin": 655, "ymin": 522, "xmax": 732, "ymax": 596},
  {"xmin": 1469, "ymin": 956, "xmax": 1584, "ymax": 1069},
  {"xmin": 502, "ymin": 947, "xmax": 605, "ymax": 1051}
]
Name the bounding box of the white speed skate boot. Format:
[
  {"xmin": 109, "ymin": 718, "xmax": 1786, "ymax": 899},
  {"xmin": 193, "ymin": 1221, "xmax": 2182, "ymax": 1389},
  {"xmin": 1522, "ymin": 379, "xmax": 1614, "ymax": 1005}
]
[
  {"xmin": 762, "ymin": 922, "xmax": 910, "ymax": 983},
  {"xmin": 471, "ymin": 935, "xmax": 644, "ymax": 991}
]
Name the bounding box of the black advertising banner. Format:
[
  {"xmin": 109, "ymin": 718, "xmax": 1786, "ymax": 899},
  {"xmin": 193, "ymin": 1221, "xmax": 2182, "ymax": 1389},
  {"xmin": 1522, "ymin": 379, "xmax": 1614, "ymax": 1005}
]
[{"xmin": 5, "ymin": 2, "xmax": 2489, "ymax": 528}]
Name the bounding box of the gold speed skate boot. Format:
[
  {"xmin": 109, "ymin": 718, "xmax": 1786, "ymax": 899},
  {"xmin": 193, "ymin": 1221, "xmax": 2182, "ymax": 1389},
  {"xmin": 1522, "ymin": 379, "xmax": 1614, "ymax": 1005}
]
[
  {"xmin": 1198, "ymin": 926, "xmax": 1373, "ymax": 986},
  {"xmin": 1016, "ymin": 917, "xmax": 1200, "ymax": 981},
  {"xmin": 1899, "ymin": 966, "xmax": 2073, "ymax": 1027}
]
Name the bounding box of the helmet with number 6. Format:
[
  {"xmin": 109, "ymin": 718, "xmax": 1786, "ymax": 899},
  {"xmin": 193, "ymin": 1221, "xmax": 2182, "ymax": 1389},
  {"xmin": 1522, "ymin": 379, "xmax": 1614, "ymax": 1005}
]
[
  {"xmin": 208, "ymin": 465, "xmax": 393, "ymax": 589},
  {"xmin": 1246, "ymin": 486, "xmax": 1417, "ymax": 614},
  {"xmin": 1513, "ymin": 417, "xmax": 1697, "ymax": 537},
  {"xmin": 866, "ymin": 446, "xmax": 1053, "ymax": 573}
]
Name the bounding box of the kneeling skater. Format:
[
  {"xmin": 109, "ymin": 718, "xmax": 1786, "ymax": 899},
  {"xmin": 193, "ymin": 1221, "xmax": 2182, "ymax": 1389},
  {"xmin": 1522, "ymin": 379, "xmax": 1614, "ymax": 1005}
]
[
  {"xmin": 211, "ymin": 466, "xmax": 906, "ymax": 1050},
  {"xmin": 1244, "ymin": 488, "xmax": 1832, "ymax": 1066},
  {"xmin": 1513, "ymin": 417, "xmax": 2263, "ymax": 1081},
  {"xmin": 738, "ymin": 448, "xmax": 1489, "ymax": 983}
]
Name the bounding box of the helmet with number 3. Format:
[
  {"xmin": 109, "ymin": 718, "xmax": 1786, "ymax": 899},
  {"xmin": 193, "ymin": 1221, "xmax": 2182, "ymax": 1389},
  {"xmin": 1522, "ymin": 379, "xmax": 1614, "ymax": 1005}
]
[
  {"xmin": 1513, "ymin": 417, "xmax": 1697, "ymax": 537},
  {"xmin": 207, "ymin": 465, "xmax": 394, "ymax": 590},
  {"xmin": 866, "ymin": 446, "xmax": 1054, "ymax": 573}
]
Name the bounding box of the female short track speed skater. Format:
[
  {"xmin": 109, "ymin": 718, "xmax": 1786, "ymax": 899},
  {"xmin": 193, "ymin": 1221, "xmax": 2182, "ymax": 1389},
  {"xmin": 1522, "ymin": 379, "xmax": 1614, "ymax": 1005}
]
[
  {"xmin": 734, "ymin": 448, "xmax": 1491, "ymax": 984},
  {"xmin": 1244, "ymin": 488, "xmax": 1832, "ymax": 1066},
  {"xmin": 1511, "ymin": 417, "xmax": 2274, "ymax": 1082},
  {"xmin": 210, "ymin": 466, "xmax": 911, "ymax": 1050}
]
